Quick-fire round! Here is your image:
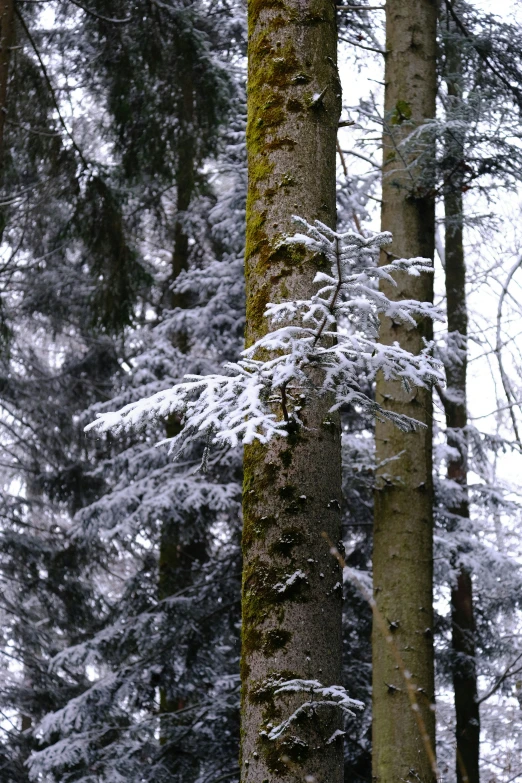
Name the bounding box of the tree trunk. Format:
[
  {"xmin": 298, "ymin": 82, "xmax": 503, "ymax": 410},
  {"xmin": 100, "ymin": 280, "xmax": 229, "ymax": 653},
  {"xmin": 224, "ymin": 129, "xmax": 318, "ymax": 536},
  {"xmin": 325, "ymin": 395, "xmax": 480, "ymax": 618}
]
[
  {"xmin": 241, "ymin": 1, "xmax": 343, "ymax": 781},
  {"xmin": 158, "ymin": 478, "xmax": 208, "ymax": 762},
  {"xmin": 0, "ymin": 0, "xmax": 14, "ymax": 245},
  {"xmin": 158, "ymin": 62, "xmax": 204, "ymax": 770},
  {"xmin": 169, "ymin": 63, "xmax": 195, "ymax": 312},
  {"xmin": 0, "ymin": 0, "xmax": 14, "ymax": 155},
  {"xmin": 442, "ymin": 16, "xmax": 480, "ymax": 783},
  {"xmin": 372, "ymin": 2, "xmax": 438, "ymax": 782}
]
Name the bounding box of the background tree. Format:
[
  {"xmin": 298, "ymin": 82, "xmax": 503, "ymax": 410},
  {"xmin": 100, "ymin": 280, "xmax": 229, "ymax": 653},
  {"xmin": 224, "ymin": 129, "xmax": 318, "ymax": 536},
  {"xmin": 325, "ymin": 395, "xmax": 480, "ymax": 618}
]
[
  {"xmin": 372, "ymin": 1, "xmax": 438, "ymax": 782},
  {"xmin": 438, "ymin": 8, "xmax": 479, "ymax": 782},
  {"xmin": 433, "ymin": 4, "xmax": 522, "ymax": 781}
]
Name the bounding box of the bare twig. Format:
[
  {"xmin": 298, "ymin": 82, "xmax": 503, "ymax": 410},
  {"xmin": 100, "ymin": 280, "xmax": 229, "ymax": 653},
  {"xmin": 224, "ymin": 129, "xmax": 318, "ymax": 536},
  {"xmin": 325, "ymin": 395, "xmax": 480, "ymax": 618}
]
[
  {"xmin": 336, "ymin": 138, "xmax": 349, "ymax": 177},
  {"xmin": 280, "ymin": 382, "xmax": 289, "ymax": 422},
  {"xmin": 337, "ymin": 4, "xmax": 385, "ymax": 8},
  {"xmin": 339, "ymin": 36, "xmax": 385, "ymax": 55},
  {"xmin": 495, "ymin": 256, "xmax": 522, "ymax": 447},
  {"xmin": 477, "ymin": 651, "xmax": 522, "ymax": 706},
  {"xmin": 66, "ymin": 0, "xmax": 132, "ymax": 23},
  {"xmin": 340, "ymin": 147, "xmax": 380, "ymax": 169}
]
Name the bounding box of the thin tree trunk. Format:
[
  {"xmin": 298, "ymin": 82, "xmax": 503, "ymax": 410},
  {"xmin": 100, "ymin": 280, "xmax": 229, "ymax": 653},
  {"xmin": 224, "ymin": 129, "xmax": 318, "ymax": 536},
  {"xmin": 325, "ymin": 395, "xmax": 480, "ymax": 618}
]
[
  {"xmin": 0, "ymin": 0, "xmax": 14, "ymax": 155},
  {"xmin": 169, "ymin": 64, "xmax": 195, "ymax": 312},
  {"xmin": 372, "ymin": 1, "xmax": 438, "ymax": 781},
  {"xmin": 241, "ymin": 1, "xmax": 343, "ymax": 781},
  {"xmin": 445, "ymin": 158, "xmax": 473, "ymax": 783},
  {"xmin": 159, "ymin": 56, "xmax": 198, "ymax": 617},
  {"xmin": 442, "ymin": 15, "xmax": 480, "ymax": 783},
  {"xmin": 0, "ymin": 0, "xmax": 14, "ymax": 245},
  {"xmin": 158, "ymin": 62, "xmax": 204, "ymax": 770}
]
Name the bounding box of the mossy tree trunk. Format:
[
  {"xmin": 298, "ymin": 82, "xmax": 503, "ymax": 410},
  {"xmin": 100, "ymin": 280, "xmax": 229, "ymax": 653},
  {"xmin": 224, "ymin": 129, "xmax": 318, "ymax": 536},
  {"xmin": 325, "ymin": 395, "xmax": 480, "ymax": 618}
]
[
  {"xmin": 241, "ymin": 0, "xmax": 343, "ymax": 781},
  {"xmin": 441, "ymin": 15, "xmax": 480, "ymax": 783},
  {"xmin": 372, "ymin": 1, "xmax": 438, "ymax": 782}
]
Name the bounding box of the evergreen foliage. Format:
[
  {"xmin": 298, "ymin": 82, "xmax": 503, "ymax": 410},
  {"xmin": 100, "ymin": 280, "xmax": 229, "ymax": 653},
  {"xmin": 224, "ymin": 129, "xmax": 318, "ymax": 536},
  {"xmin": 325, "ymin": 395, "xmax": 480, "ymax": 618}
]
[{"xmin": 0, "ymin": 1, "xmax": 521, "ymax": 782}]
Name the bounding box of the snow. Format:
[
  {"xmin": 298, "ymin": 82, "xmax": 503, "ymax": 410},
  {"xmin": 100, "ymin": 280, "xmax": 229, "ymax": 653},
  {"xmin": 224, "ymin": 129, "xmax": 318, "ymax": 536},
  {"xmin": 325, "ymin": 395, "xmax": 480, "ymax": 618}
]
[
  {"xmin": 274, "ymin": 570, "xmax": 308, "ymax": 593},
  {"xmin": 86, "ymin": 218, "xmax": 444, "ymax": 454}
]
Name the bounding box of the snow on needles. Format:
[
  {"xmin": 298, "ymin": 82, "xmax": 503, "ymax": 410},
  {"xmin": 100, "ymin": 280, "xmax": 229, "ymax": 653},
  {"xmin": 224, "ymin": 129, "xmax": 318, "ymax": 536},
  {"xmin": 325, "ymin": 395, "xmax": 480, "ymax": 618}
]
[{"xmin": 86, "ymin": 217, "xmax": 444, "ymax": 453}]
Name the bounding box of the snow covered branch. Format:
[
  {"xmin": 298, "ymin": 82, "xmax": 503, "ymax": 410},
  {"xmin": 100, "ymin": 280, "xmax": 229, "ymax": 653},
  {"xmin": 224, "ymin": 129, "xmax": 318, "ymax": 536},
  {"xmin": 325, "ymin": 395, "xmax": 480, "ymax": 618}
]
[
  {"xmin": 258, "ymin": 677, "xmax": 363, "ymax": 742},
  {"xmin": 86, "ymin": 218, "xmax": 443, "ymax": 453}
]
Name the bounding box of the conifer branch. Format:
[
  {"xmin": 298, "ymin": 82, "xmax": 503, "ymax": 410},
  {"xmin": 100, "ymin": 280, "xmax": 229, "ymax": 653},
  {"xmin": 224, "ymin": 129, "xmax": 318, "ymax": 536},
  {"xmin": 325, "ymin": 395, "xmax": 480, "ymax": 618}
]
[
  {"xmin": 66, "ymin": 0, "xmax": 132, "ymax": 23},
  {"xmin": 444, "ymin": 0, "xmax": 522, "ymax": 109},
  {"xmin": 86, "ymin": 219, "xmax": 443, "ymax": 450},
  {"xmin": 15, "ymin": 6, "xmax": 89, "ymax": 170}
]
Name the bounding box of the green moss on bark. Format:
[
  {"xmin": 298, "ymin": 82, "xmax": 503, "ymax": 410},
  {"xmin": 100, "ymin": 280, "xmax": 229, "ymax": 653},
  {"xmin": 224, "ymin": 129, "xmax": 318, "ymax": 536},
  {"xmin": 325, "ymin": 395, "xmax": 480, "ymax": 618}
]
[
  {"xmin": 248, "ymin": 0, "xmax": 287, "ymax": 37},
  {"xmin": 241, "ymin": 555, "xmax": 310, "ymax": 661},
  {"xmin": 262, "ymin": 628, "xmax": 293, "ymax": 655},
  {"xmin": 241, "ymin": 0, "xmax": 343, "ymax": 776}
]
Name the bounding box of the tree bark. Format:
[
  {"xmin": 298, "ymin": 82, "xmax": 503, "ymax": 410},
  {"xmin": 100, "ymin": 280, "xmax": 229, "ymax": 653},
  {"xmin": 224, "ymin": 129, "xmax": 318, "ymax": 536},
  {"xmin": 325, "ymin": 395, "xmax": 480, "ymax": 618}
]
[
  {"xmin": 372, "ymin": 2, "xmax": 438, "ymax": 782},
  {"xmin": 241, "ymin": 1, "xmax": 343, "ymax": 781},
  {"xmin": 442, "ymin": 15, "xmax": 480, "ymax": 783}
]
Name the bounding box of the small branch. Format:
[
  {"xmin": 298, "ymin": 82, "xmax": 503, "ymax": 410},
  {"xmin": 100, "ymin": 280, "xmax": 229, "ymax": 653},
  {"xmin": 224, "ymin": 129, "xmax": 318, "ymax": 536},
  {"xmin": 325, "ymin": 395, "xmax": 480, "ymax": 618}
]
[
  {"xmin": 312, "ymin": 236, "xmax": 343, "ymax": 348},
  {"xmin": 337, "ymin": 4, "xmax": 386, "ymax": 9},
  {"xmin": 435, "ymin": 382, "xmax": 451, "ymax": 418},
  {"xmin": 339, "ymin": 36, "xmax": 386, "ymax": 55},
  {"xmin": 477, "ymin": 651, "xmax": 522, "ymax": 705},
  {"xmin": 338, "ymin": 119, "xmax": 355, "ymax": 128},
  {"xmin": 495, "ymin": 256, "xmax": 522, "ymax": 447},
  {"xmin": 281, "ymin": 382, "xmax": 289, "ymax": 422},
  {"xmin": 336, "ymin": 138, "xmax": 348, "ymax": 177},
  {"xmin": 470, "ymin": 399, "xmax": 522, "ymax": 422},
  {"xmin": 340, "ymin": 147, "xmax": 380, "ymax": 169},
  {"xmin": 5, "ymin": 117, "xmax": 61, "ymax": 137},
  {"xmin": 352, "ymin": 210, "xmax": 364, "ymax": 236},
  {"xmin": 67, "ymin": 0, "xmax": 132, "ymax": 23}
]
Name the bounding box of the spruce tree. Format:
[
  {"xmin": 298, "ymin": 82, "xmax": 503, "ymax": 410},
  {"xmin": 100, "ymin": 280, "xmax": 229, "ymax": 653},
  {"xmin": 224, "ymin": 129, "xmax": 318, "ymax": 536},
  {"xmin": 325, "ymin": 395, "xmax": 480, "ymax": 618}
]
[{"xmin": 21, "ymin": 3, "xmax": 248, "ymax": 779}]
